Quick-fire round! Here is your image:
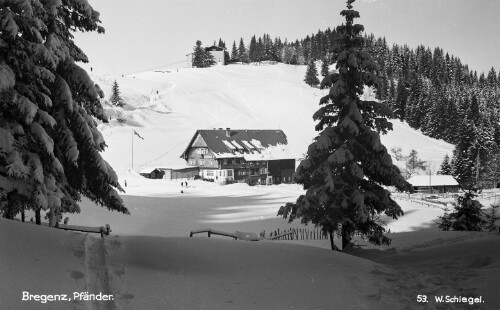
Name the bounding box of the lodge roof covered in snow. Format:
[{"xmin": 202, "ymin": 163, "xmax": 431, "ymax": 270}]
[
  {"xmin": 406, "ymin": 175, "xmax": 459, "ymax": 187},
  {"xmin": 180, "ymin": 129, "xmax": 293, "ymax": 160}
]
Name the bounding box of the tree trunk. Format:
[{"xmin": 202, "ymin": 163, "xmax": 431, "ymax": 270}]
[
  {"xmin": 341, "ymin": 225, "xmax": 351, "ymax": 250},
  {"xmin": 21, "ymin": 208, "xmax": 25, "ymax": 222},
  {"xmin": 35, "ymin": 209, "xmax": 41, "ymax": 225},
  {"xmin": 48, "ymin": 208, "xmax": 55, "ymax": 227},
  {"xmin": 329, "ymin": 231, "xmax": 335, "ymax": 250},
  {"xmin": 4, "ymin": 203, "xmax": 14, "ymax": 220}
]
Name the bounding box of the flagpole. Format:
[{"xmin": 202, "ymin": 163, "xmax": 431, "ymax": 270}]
[{"xmin": 131, "ymin": 129, "xmax": 134, "ymax": 170}]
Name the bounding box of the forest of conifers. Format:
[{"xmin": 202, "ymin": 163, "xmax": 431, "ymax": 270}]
[{"xmin": 215, "ymin": 28, "xmax": 500, "ymax": 188}]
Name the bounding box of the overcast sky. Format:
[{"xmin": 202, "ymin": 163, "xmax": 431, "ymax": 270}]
[{"xmin": 75, "ymin": 0, "xmax": 500, "ymax": 75}]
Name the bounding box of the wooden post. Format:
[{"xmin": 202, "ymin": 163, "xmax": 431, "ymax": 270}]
[
  {"xmin": 35, "ymin": 209, "xmax": 41, "ymax": 225},
  {"xmin": 329, "ymin": 231, "xmax": 334, "ymax": 250}
]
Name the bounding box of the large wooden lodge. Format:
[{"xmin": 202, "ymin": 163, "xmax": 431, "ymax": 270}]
[{"xmin": 180, "ymin": 128, "xmax": 296, "ymax": 185}]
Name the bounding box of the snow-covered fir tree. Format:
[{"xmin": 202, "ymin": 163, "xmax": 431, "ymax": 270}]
[
  {"xmin": 0, "ymin": 0, "xmax": 128, "ymax": 225},
  {"xmin": 437, "ymin": 154, "xmax": 452, "ymax": 175},
  {"xmin": 191, "ymin": 40, "xmax": 215, "ymax": 68},
  {"xmin": 282, "ymin": 46, "xmax": 295, "ymax": 64},
  {"xmin": 451, "ymin": 119, "xmax": 477, "ymax": 188},
  {"xmin": 279, "ymin": 0, "xmax": 410, "ymax": 249},
  {"xmin": 238, "ymin": 38, "xmax": 248, "ymax": 63},
  {"xmin": 437, "ymin": 190, "xmax": 487, "ymax": 231},
  {"xmin": 110, "ymin": 80, "xmax": 124, "ymax": 107},
  {"xmin": 230, "ymin": 41, "xmax": 239, "ymax": 62},
  {"xmin": 320, "ymin": 56, "xmax": 330, "ymax": 77},
  {"xmin": 249, "ymin": 35, "xmax": 258, "ymax": 62},
  {"xmin": 192, "ymin": 40, "xmax": 206, "ymax": 67},
  {"xmin": 304, "ymin": 59, "xmax": 320, "ymax": 86}
]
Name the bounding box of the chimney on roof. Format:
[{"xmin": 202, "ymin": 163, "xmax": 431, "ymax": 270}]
[{"xmin": 225, "ymin": 128, "xmax": 230, "ymax": 137}]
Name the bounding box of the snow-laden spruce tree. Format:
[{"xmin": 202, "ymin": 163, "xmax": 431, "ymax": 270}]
[
  {"xmin": 0, "ymin": 0, "xmax": 129, "ymax": 226},
  {"xmin": 321, "ymin": 56, "xmax": 330, "ymax": 77},
  {"xmin": 192, "ymin": 40, "xmax": 215, "ymax": 68},
  {"xmin": 304, "ymin": 59, "xmax": 320, "ymax": 87},
  {"xmin": 437, "ymin": 191, "xmax": 487, "ymax": 231},
  {"xmin": 279, "ymin": 0, "xmax": 410, "ymax": 248},
  {"xmin": 437, "ymin": 154, "xmax": 452, "ymax": 175},
  {"xmin": 110, "ymin": 80, "xmax": 124, "ymax": 107}
]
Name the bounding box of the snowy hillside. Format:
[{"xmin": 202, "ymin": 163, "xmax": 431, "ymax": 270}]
[
  {"xmin": 81, "ymin": 63, "xmax": 454, "ymax": 176},
  {"xmin": 4, "ymin": 64, "xmax": 496, "ymax": 310}
]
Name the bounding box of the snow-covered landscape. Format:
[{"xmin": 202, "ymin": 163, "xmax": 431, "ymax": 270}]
[
  {"xmin": 86, "ymin": 63, "xmax": 455, "ymax": 171},
  {"xmin": 2, "ymin": 62, "xmax": 499, "ymax": 309},
  {"xmin": 2, "ymin": 0, "xmax": 500, "ymax": 309}
]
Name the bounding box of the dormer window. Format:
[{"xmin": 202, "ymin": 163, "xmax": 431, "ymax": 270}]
[{"xmin": 222, "ymin": 140, "xmax": 236, "ymax": 153}]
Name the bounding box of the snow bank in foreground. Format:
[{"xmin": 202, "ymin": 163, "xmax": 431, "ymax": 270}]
[{"xmin": 3, "ymin": 217, "xmax": 499, "ymax": 309}]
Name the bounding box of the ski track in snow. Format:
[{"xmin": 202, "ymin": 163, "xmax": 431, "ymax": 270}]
[{"xmin": 84, "ymin": 235, "xmax": 117, "ymax": 310}]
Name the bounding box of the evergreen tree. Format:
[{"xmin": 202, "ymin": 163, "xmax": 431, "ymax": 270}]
[
  {"xmin": 437, "ymin": 154, "xmax": 452, "ymax": 175},
  {"xmin": 249, "ymin": 35, "xmax": 257, "ymax": 62},
  {"xmin": 0, "ymin": 0, "xmax": 128, "ymax": 225},
  {"xmin": 394, "ymin": 73, "xmax": 408, "ymax": 120},
  {"xmin": 451, "ymin": 120, "xmax": 477, "ymax": 188},
  {"xmin": 437, "ymin": 190, "xmax": 487, "ymax": 231},
  {"xmin": 238, "ymin": 38, "xmax": 248, "ymax": 63},
  {"xmin": 304, "ymin": 59, "xmax": 320, "ymax": 86},
  {"xmin": 191, "ymin": 40, "xmax": 215, "ymax": 68},
  {"xmin": 217, "ymin": 38, "xmax": 225, "ymax": 49},
  {"xmin": 256, "ymin": 37, "xmax": 264, "ymax": 61},
  {"xmin": 230, "ymin": 41, "xmax": 239, "ymax": 62},
  {"xmin": 282, "ymin": 45, "xmax": 294, "ymax": 64},
  {"xmin": 278, "ymin": 0, "xmax": 410, "ymax": 249},
  {"xmin": 110, "ymin": 80, "xmax": 124, "ymax": 107},
  {"xmin": 290, "ymin": 51, "xmax": 298, "ymax": 65},
  {"xmin": 320, "ymin": 56, "xmax": 330, "ymax": 77},
  {"xmin": 295, "ymin": 40, "xmax": 305, "ymax": 65},
  {"xmin": 483, "ymin": 151, "xmax": 500, "ymax": 188},
  {"xmin": 272, "ymin": 37, "xmax": 282, "ymax": 62},
  {"xmin": 205, "ymin": 51, "xmax": 216, "ymax": 67},
  {"xmin": 192, "ymin": 40, "xmax": 207, "ymax": 68},
  {"xmin": 436, "ymin": 205, "xmax": 452, "ymax": 231}
]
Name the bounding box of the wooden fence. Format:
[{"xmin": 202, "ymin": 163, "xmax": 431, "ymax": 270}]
[
  {"xmin": 393, "ymin": 191, "xmax": 499, "ymax": 200},
  {"xmin": 267, "ymin": 228, "xmax": 328, "ymax": 241}
]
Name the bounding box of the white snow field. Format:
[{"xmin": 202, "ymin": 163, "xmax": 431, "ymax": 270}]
[
  {"xmin": 4, "ymin": 63, "xmax": 500, "ymax": 310},
  {"xmin": 86, "ymin": 62, "xmax": 454, "ymax": 172}
]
